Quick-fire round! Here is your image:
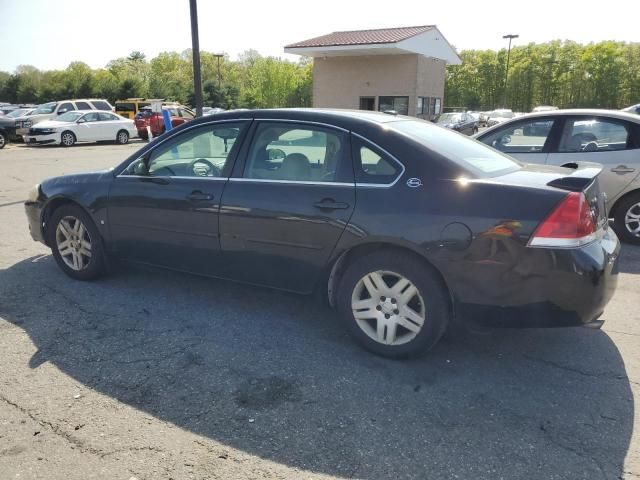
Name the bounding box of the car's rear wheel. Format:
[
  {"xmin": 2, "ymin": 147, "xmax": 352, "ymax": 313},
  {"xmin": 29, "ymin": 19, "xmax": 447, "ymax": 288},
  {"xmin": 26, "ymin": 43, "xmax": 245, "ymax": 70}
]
[
  {"xmin": 336, "ymin": 250, "xmax": 449, "ymax": 358},
  {"xmin": 61, "ymin": 131, "xmax": 76, "ymax": 147},
  {"xmin": 116, "ymin": 130, "xmax": 129, "ymax": 145},
  {"xmin": 0, "ymin": 131, "xmax": 6, "ymax": 149},
  {"xmin": 48, "ymin": 205, "xmax": 106, "ymax": 280},
  {"xmin": 614, "ymin": 192, "xmax": 640, "ymax": 245}
]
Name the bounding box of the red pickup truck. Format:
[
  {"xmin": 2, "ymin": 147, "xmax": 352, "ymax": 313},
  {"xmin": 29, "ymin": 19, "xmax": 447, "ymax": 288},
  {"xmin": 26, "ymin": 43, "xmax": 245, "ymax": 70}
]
[{"xmin": 135, "ymin": 104, "xmax": 195, "ymax": 139}]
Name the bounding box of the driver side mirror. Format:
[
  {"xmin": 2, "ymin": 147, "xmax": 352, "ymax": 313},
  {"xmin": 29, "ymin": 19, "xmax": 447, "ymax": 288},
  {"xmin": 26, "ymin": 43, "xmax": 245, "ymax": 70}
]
[
  {"xmin": 77, "ymin": 118, "xmax": 86, "ymax": 124},
  {"xmin": 58, "ymin": 109, "xmax": 69, "ymax": 115}
]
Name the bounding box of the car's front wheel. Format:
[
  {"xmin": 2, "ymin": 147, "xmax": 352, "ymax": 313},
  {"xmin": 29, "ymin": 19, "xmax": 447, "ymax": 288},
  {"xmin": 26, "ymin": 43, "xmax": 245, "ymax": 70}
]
[
  {"xmin": 48, "ymin": 204, "xmax": 106, "ymax": 280},
  {"xmin": 337, "ymin": 250, "xmax": 450, "ymax": 358},
  {"xmin": 614, "ymin": 192, "xmax": 640, "ymax": 245},
  {"xmin": 0, "ymin": 131, "xmax": 7, "ymax": 149},
  {"xmin": 61, "ymin": 131, "xmax": 76, "ymax": 147},
  {"xmin": 116, "ymin": 130, "xmax": 129, "ymax": 145}
]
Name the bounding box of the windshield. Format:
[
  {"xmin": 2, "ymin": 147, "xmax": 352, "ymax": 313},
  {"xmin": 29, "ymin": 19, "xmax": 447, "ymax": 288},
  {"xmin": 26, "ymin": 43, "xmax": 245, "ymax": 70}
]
[
  {"xmin": 58, "ymin": 111, "xmax": 85, "ymax": 122},
  {"xmin": 437, "ymin": 113, "xmax": 462, "ymax": 124},
  {"xmin": 6, "ymin": 109, "xmax": 28, "ymax": 118},
  {"xmin": 34, "ymin": 102, "xmax": 57, "ymax": 114},
  {"xmin": 391, "ymin": 119, "xmax": 521, "ymax": 177}
]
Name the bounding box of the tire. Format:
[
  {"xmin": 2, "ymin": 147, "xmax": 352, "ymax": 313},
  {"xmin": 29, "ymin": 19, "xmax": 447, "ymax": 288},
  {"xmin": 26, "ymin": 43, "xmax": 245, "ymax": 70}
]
[
  {"xmin": 0, "ymin": 131, "xmax": 6, "ymax": 149},
  {"xmin": 336, "ymin": 250, "xmax": 450, "ymax": 358},
  {"xmin": 47, "ymin": 204, "xmax": 107, "ymax": 280},
  {"xmin": 116, "ymin": 130, "xmax": 129, "ymax": 145},
  {"xmin": 60, "ymin": 131, "xmax": 76, "ymax": 147},
  {"xmin": 613, "ymin": 192, "xmax": 640, "ymax": 245}
]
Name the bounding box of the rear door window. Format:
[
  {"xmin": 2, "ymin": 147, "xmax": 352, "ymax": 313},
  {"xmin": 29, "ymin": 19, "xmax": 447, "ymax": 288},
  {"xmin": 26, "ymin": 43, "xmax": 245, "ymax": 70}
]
[
  {"xmin": 75, "ymin": 101, "xmax": 92, "ymax": 110},
  {"xmin": 244, "ymin": 122, "xmax": 350, "ymax": 183},
  {"xmin": 351, "ymin": 136, "xmax": 401, "ymax": 185},
  {"xmin": 558, "ymin": 117, "xmax": 634, "ymax": 152},
  {"xmin": 91, "ymin": 100, "xmax": 112, "ymax": 111}
]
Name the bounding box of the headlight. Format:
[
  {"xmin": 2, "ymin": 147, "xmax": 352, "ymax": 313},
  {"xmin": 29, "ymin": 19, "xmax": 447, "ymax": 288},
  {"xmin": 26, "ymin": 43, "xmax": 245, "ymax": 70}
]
[
  {"xmin": 27, "ymin": 184, "xmax": 40, "ymax": 202},
  {"xmin": 24, "ymin": 120, "xmax": 32, "ymax": 127},
  {"xmin": 39, "ymin": 128, "xmax": 56, "ymax": 134}
]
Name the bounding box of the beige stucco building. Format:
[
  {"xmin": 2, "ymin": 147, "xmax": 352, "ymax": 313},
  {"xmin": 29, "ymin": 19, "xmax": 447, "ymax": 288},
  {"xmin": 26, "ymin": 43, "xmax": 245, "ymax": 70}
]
[{"xmin": 285, "ymin": 26, "xmax": 461, "ymax": 119}]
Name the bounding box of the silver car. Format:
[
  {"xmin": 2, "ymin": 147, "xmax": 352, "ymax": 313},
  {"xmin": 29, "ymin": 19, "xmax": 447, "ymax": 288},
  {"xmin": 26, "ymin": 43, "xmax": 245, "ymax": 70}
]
[{"xmin": 475, "ymin": 109, "xmax": 640, "ymax": 244}]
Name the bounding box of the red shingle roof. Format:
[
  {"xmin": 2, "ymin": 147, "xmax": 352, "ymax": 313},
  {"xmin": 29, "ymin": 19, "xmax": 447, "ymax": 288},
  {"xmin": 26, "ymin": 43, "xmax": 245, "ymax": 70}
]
[{"xmin": 285, "ymin": 26, "xmax": 434, "ymax": 49}]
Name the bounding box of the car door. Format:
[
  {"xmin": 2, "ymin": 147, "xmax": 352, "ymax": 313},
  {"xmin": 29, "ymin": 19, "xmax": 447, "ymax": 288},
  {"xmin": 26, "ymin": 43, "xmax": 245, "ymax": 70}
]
[
  {"xmin": 218, "ymin": 120, "xmax": 355, "ymax": 293},
  {"xmin": 477, "ymin": 117, "xmax": 558, "ymax": 164},
  {"xmin": 97, "ymin": 112, "xmax": 120, "ymax": 140},
  {"xmin": 107, "ymin": 120, "xmax": 250, "ymax": 274},
  {"xmin": 74, "ymin": 112, "xmax": 101, "ymax": 141},
  {"xmin": 546, "ymin": 116, "xmax": 640, "ymax": 202}
]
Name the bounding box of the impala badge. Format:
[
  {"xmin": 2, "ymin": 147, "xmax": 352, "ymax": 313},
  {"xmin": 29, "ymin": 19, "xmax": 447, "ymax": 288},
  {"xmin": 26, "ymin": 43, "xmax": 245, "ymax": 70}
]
[{"xmin": 406, "ymin": 178, "xmax": 423, "ymax": 188}]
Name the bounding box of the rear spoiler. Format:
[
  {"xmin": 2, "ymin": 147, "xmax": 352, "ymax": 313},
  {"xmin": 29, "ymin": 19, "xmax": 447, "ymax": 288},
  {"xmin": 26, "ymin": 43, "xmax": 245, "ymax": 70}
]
[{"xmin": 547, "ymin": 164, "xmax": 602, "ymax": 192}]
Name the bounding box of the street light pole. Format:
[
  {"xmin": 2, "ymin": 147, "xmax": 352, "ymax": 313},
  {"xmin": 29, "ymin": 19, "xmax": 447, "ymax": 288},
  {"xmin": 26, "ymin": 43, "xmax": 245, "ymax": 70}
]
[
  {"xmin": 189, "ymin": 0, "xmax": 203, "ymax": 117},
  {"xmin": 213, "ymin": 54, "xmax": 224, "ymax": 90},
  {"xmin": 502, "ymin": 34, "xmax": 519, "ymax": 108}
]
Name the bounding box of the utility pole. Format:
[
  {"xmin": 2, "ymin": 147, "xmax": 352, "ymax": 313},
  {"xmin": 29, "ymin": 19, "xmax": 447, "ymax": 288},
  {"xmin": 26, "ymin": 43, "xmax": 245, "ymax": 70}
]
[
  {"xmin": 189, "ymin": 0, "xmax": 203, "ymax": 117},
  {"xmin": 214, "ymin": 54, "xmax": 224, "ymax": 90},
  {"xmin": 502, "ymin": 34, "xmax": 519, "ymax": 108}
]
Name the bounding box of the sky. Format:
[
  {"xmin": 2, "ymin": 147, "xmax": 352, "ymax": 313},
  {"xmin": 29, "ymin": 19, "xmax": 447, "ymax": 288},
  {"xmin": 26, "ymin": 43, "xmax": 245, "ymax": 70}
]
[{"xmin": 1, "ymin": 0, "xmax": 638, "ymax": 72}]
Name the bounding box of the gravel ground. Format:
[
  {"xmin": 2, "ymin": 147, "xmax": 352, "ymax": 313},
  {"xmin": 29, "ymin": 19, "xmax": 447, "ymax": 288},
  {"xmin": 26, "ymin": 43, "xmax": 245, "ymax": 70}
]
[{"xmin": 0, "ymin": 141, "xmax": 639, "ymax": 479}]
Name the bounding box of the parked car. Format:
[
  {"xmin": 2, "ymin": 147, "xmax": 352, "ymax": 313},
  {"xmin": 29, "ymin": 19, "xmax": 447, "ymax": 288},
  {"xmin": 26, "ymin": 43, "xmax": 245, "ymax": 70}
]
[
  {"xmin": 435, "ymin": 112, "xmax": 478, "ymax": 135},
  {"xmin": 532, "ymin": 105, "xmax": 559, "ymax": 113},
  {"xmin": 24, "ymin": 109, "xmax": 619, "ymax": 357},
  {"xmin": 0, "ymin": 107, "xmax": 37, "ymax": 145},
  {"xmin": 203, "ymin": 107, "xmax": 226, "ymax": 116},
  {"xmin": 17, "ymin": 99, "xmax": 114, "ymax": 137},
  {"xmin": 134, "ymin": 104, "xmax": 195, "ymax": 139},
  {"xmin": 22, "ymin": 110, "xmax": 137, "ymax": 146},
  {"xmin": 475, "ymin": 109, "xmax": 640, "ymax": 244},
  {"xmin": 622, "ymin": 104, "xmax": 640, "ymax": 115},
  {"xmin": 486, "ymin": 109, "xmax": 515, "ymax": 127},
  {"xmin": 115, "ymin": 98, "xmax": 151, "ymax": 119}
]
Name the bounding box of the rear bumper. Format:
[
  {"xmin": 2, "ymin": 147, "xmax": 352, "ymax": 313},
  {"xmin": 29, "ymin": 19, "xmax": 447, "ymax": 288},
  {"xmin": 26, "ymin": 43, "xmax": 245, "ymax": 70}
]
[{"xmin": 452, "ymin": 228, "xmax": 620, "ymax": 328}]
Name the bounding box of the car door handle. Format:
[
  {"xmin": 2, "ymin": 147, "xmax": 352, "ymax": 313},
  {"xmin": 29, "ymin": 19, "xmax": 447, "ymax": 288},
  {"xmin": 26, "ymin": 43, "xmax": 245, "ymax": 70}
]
[
  {"xmin": 187, "ymin": 191, "xmax": 213, "ymax": 201},
  {"xmin": 611, "ymin": 165, "xmax": 635, "ymax": 174},
  {"xmin": 313, "ymin": 199, "xmax": 350, "ymax": 210}
]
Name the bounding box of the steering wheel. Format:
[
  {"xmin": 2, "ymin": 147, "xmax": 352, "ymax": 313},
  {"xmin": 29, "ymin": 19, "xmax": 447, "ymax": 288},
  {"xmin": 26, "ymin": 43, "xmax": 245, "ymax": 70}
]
[
  {"xmin": 582, "ymin": 141, "xmax": 598, "ymax": 152},
  {"xmin": 190, "ymin": 158, "xmax": 221, "ymax": 177}
]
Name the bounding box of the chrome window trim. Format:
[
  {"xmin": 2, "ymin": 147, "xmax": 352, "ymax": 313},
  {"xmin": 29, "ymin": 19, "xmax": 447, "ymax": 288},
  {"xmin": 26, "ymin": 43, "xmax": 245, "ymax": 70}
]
[
  {"xmin": 351, "ymin": 132, "xmax": 406, "ymax": 188},
  {"xmin": 229, "ymin": 178, "xmax": 353, "ymax": 187},
  {"xmin": 116, "ymin": 118, "xmax": 252, "ymax": 179},
  {"xmin": 255, "ymin": 118, "xmax": 349, "ymax": 133},
  {"xmin": 116, "ymin": 174, "xmax": 228, "ymax": 181}
]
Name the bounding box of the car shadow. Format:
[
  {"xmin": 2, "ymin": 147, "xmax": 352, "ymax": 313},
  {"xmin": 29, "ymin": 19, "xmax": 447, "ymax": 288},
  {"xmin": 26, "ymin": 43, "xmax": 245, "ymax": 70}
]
[
  {"xmin": 0, "ymin": 256, "xmax": 634, "ymax": 479},
  {"xmin": 618, "ymin": 244, "xmax": 640, "ymax": 274}
]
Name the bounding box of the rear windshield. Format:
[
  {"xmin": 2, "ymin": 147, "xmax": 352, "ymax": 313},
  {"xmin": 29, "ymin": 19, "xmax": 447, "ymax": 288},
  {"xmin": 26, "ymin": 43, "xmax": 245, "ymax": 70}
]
[{"xmin": 391, "ymin": 119, "xmax": 521, "ymax": 177}]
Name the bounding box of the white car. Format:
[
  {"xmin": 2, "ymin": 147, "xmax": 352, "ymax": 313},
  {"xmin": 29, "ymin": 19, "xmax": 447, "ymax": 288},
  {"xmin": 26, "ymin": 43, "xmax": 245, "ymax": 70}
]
[
  {"xmin": 475, "ymin": 109, "xmax": 640, "ymax": 244},
  {"xmin": 23, "ymin": 111, "xmax": 137, "ymax": 147},
  {"xmin": 486, "ymin": 109, "xmax": 515, "ymax": 126}
]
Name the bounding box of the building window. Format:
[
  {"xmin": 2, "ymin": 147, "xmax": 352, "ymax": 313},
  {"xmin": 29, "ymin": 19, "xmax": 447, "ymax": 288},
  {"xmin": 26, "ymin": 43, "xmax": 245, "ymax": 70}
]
[
  {"xmin": 435, "ymin": 98, "xmax": 442, "ymax": 115},
  {"xmin": 417, "ymin": 96, "xmax": 430, "ymax": 116},
  {"xmin": 378, "ymin": 96, "xmax": 409, "ymax": 116},
  {"xmin": 359, "ymin": 97, "xmax": 375, "ymax": 111}
]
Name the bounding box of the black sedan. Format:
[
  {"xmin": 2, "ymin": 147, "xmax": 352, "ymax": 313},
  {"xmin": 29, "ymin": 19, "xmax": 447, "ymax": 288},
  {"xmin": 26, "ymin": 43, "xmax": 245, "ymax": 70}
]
[
  {"xmin": 24, "ymin": 109, "xmax": 620, "ymax": 357},
  {"xmin": 435, "ymin": 112, "xmax": 478, "ymax": 135}
]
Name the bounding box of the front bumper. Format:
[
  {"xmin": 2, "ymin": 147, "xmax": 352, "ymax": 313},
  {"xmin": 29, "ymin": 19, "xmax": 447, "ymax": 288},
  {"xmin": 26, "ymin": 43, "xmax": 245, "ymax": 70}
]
[
  {"xmin": 451, "ymin": 228, "xmax": 621, "ymax": 328},
  {"xmin": 23, "ymin": 133, "xmax": 58, "ymax": 145},
  {"xmin": 25, "ymin": 200, "xmax": 46, "ymax": 244}
]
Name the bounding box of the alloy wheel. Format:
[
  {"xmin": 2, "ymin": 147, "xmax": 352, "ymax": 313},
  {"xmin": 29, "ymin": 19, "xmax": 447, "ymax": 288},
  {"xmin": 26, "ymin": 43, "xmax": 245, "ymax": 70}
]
[
  {"xmin": 55, "ymin": 216, "xmax": 92, "ymax": 271},
  {"xmin": 118, "ymin": 131, "xmax": 128, "ymax": 144},
  {"xmin": 351, "ymin": 270, "xmax": 426, "ymax": 346},
  {"xmin": 625, "ymin": 201, "xmax": 640, "ymax": 238},
  {"xmin": 62, "ymin": 132, "xmax": 74, "ymax": 146},
  {"xmin": 0, "ymin": 133, "xmax": 6, "ymax": 148}
]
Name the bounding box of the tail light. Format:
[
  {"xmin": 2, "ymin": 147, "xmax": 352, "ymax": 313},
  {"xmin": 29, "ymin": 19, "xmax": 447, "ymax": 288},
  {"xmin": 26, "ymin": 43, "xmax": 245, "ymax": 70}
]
[{"xmin": 528, "ymin": 191, "xmax": 597, "ymax": 248}]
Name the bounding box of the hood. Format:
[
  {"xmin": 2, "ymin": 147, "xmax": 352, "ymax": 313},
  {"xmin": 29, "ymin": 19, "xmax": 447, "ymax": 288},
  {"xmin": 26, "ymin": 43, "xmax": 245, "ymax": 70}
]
[{"xmin": 0, "ymin": 116, "xmax": 16, "ymax": 127}]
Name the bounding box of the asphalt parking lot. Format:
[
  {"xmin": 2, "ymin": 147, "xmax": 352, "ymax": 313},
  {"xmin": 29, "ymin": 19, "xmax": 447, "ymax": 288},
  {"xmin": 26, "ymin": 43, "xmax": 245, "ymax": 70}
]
[{"xmin": 0, "ymin": 141, "xmax": 639, "ymax": 480}]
